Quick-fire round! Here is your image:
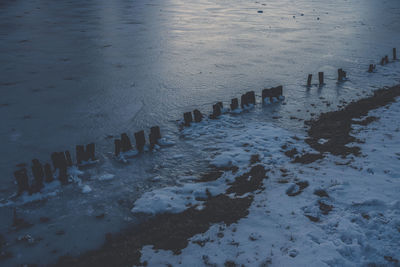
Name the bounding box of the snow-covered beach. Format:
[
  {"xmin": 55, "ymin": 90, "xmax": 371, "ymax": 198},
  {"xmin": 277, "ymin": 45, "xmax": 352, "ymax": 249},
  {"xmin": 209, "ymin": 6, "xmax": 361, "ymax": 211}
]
[{"xmin": 53, "ymin": 85, "xmax": 400, "ymax": 267}]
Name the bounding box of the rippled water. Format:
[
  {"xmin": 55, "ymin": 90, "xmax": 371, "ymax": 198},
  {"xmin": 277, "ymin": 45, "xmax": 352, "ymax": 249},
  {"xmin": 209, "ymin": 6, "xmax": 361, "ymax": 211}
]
[{"xmin": 0, "ymin": 0, "xmax": 400, "ymax": 265}]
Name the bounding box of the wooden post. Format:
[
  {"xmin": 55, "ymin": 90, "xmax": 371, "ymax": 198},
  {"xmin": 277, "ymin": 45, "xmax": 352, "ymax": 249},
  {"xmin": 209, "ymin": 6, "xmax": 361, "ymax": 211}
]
[
  {"xmin": 368, "ymin": 64, "xmax": 374, "ymax": 73},
  {"xmin": 59, "ymin": 166, "xmax": 68, "ymax": 185},
  {"xmin": 183, "ymin": 112, "xmax": 193, "ymax": 126},
  {"xmin": 241, "ymin": 94, "xmax": 248, "ymax": 108},
  {"xmin": 31, "ymin": 159, "xmax": 44, "ymax": 190},
  {"xmin": 121, "ymin": 133, "xmax": 132, "ymax": 152},
  {"xmin": 212, "ymin": 103, "xmax": 221, "ymax": 118},
  {"xmin": 65, "ymin": 151, "xmax": 72, "ymax": 166},
  {"xmin": 385, "ymin": 55, "xmax": 389, "ymax": 64},
  {"xmin": 318, "ymin": 72, "xmax": 324, "ymax": 85},
  {"xmin": 276, "ymin": 85, "xmax": 283, "ymax": 96},
  {"xmin": 246, "ymin": 91, "xmax": 255, "ymax": 105},
  {"xmin": 217, "ymin": 102, "xmax": 223, "ymax": 109},
  {"xmin": 262, "ymin": 88, "xmax": 271, "ymax": 102},
  {"xmin": 193, "ymin": 109, "xmax": 203, "ymax": 122},
  {"xmin": 394, "ymin": 48, "xmax": 397, "ymax": 60},
  {"xmin": 381, "ymin": 57, "xmax": 385, "ymax": 65},
  {"xmin": 134, "ymin": 130, "xmax": 146, "ymax": 152},
  {"xmin": 307, "ymin": 74, "xmax": 312, "ymax": 87},
  {"xmin": 14, "ymin": 168, "xmax": 29, "ymax": 195},
  {"xmin": 338, "ymin": 68, "xmax": 342, "ymax": 81},
  {"xmin": 149, "ymin": 126, "xmax": 161, "ymax": 148},
  {"xmin": 44, "ymin": 163, "xmax": 53, "ymax": 183},
  {"xmin": 114, "ymin": 139, "xmax": 121, "ymax": 156},
  {"xmin": 230, "ymin": 98, "xmax": 238, "ymax": 110}
]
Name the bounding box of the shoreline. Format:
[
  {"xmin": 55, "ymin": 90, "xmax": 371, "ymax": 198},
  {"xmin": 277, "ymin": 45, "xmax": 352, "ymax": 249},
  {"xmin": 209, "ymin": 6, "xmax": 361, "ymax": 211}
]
[{"xmin": 55, "ymin": 85, "xmax": 400, "ymax": 267}]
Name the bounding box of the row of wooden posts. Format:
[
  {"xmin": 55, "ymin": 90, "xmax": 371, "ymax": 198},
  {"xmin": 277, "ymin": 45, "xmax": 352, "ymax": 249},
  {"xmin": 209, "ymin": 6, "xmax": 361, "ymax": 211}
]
[
  {"xmin": 369, "ymin": 48, "xmax": 397, "ymax": 72},
  {"xmin": 14, "ymin": 143, "xmax": 95, "ymax": 195},
  {"xmin": 114, "ymin": 126, "xmax": 161, "ymax": 156},
  {"xmin": 14, "ymin": 126, "xmax": 164, "ymax": 195},
  {"xmin": 182, "ymin": 86, "xmax": 283, "ymax": 126},
  {"xmin": 13, "ymin": 48, "xmax": 398, "ymax": 195}
]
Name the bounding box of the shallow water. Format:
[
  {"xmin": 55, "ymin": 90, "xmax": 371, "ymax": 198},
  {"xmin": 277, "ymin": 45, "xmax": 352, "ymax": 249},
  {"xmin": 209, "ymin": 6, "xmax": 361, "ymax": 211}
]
[{"xmin": 0, "ymin": 0, "xmax": 400, "ymax": 265}]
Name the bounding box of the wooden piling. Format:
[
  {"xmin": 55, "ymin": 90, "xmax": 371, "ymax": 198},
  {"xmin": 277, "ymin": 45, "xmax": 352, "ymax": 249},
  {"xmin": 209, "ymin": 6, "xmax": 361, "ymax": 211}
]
[
  {"xmin": 212, "ymin": 103, "xmax": 221, "ymax": 118},
  {"xmin": 183, "ymin": 112, "xmax": 193, "ymax": 126},
  {"xmin": 318, "ymin": 72, "xmax": 324, "ymax": 85},
  {"xmin": 246, "ymin": 91, "xmax": 256, "ymax": 105},
  {"xmin": 14, "ymin": 168, "xmax": 29, "ymax": 195},
  {"xmin": 58, "ymin": 166, "xmax": 68, "ymax": 185},
  {"xmin": 121, "ymin": 133, "xmax": 132, "ymax": 152},
  {"xmin": 149, "ymin": 126, "xmax": 162, "ymax": 148},
  {"xmin": 31, "ymin": 159, "xmax": 44, "ymax": 190},
  {"xmin": 44, "ymin": 163, "xmax": 53, "ymax": 183},
  {"xmin": 368, "ymin": 64, "xmax": 374, "ymax": 73},
  {"xmin": 65, "ymin": 151, "xmax": 72, "ymax": 166},
  {"xmin": 193, "ymin": 109, "xmax": 203, "ymax": 122},
  {"xmin": 381, "ymin": 57, "xmax": 385, "ymax": 65},
  {"xmin": 134, "ymin": 130, "xmax": 146, "ymax": 152},
  {"xmin": 307, "ymin": 74, "xmax": 312, "ymax": 86},
  {"xmin": 230, "ymin": 98, "xmax": 238, "ymax": 110},
  {"xmin": 394, "ymin": 48, "xmax": 397, "ymax": 60},
  {"xmin": 385, "ymin": 55, "xmax": 389, "ymax": 64},
  {"xmin": 241, "ymin": 94, "xmax": 248, "ymax": 108}
]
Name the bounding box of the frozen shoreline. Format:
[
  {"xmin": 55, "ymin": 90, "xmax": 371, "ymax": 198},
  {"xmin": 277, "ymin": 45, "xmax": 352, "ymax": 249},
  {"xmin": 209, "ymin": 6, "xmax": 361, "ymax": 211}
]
[{"xmin": 53, "ymin": 85, "xmax": 400, "ymax": 267}]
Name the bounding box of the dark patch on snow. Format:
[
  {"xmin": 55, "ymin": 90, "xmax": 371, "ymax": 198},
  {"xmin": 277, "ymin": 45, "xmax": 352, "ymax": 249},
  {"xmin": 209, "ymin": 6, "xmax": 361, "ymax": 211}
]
[
  {"xmin": 318, "ymin": 201, "xmax": 333, "ymax": 215},
  {"xmin": 56, "ymin": 166, "xmax": 267, "ymax": 267},
  {"xmin": 292, "ymin": 153, "xmax": 323, "ymax": 164},
  {"xmin": 314, "ymin": 189, "xmax": 329, "ymax": 198},
  {"xmin": 304, "ymin": 85, "xmax": 400, "ymax": 159},
  {"xmin": 284, "ymin": 148, "xmax": 298, "ymax": 158},
  {"xmin": 305, "ymin": 215, "xmax": 320, "ymax": 222}
]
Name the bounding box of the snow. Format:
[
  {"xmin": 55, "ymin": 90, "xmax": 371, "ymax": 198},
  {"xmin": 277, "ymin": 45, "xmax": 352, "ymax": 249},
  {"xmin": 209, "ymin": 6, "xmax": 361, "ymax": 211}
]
[{"xmin": 137, "ymin": 98, "xmax": 400, "ymax": 266}]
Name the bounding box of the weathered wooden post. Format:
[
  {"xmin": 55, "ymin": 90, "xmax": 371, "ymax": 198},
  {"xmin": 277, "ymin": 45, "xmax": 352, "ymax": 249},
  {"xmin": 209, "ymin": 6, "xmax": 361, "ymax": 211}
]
[
  {"xmin": 318, "ymin": 72, "xmax": 324, "ymax": 85},
  {"xmin": 31, "ymin": 159, "xmax": 44, "ymax": 191},
  {"xmin": 230, "ymin": 98, "xmax": 238, "ymax": 110},
  {"xmin": 307, "ymin": 74, "xmax": 312, "ymax": 87},
  {"xmin": 241, "ymin": 94, "xmax": 248, "ymax": 108},
  {"xmin": 381, "ymin": 57, "xmax": 385, "ymax": 65},
  {"xmin": 86, "ymin": 143, "xmax": 95, "ymax": 160},
  {"xmin": 149, "ymin": 126, "xmax": 161, "ymax": 148},
  {"xmin": 394, "ymin": 48, "xmax": 397, "ymax": 60},
  {"xmin": 114, "ymin": 139, "xmax": 121, "ymax": 156},
  {"xmin": 246, "ymin": 91, "xmax": 256, "ymax": 105},
  {"xmin": 183, "ymin": 112, "xmax": 193, "ymax": 126},
  {"xmin": 217, "ymin": 102, "xmax": 223, "ymax": 109},
  {"xmin": 337, "ymin": 69, "xmax": 347, "ymax": 81},
  {"xmin": 193, "ymin": 109, "xmax": 203, "ymax": 122},
  {"xmin": 134, "ymin": 130, "xmax": 146, "ymax": 152},
  {"xmin": 65, "ymin": 151, "xmax": 72, "ymax": 167},
  {"xmin": 385, "ymin": 55, "xmax": 389, "ymax": 64},
  {"xmin": 14, "ymin": 168, "xmax": 29, "ymax": 195},
  {"xmin": 276, "ymin": 85, "xmax": 283, "ymax": 97},
  {"xmin": 59, "ymin": 166, "xmax": 68, "ymax": 185},
  {"xmin": 121, "ymin": 133, "xmax": 132, "ymax": 152},
  {"xmin": 44, "ymin": 163, "xmax": 53, "ymax": 183},
  {"xmin": 76, "ymin": 145, "xmax": 85, "ymax": 165},
  {"xmin": 212, "ymin": 103, "xmax": 221, "ymax": 118},
  {"xmin": 368, "ymin": 64, "xmax": 374, "ymax": 73}
]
